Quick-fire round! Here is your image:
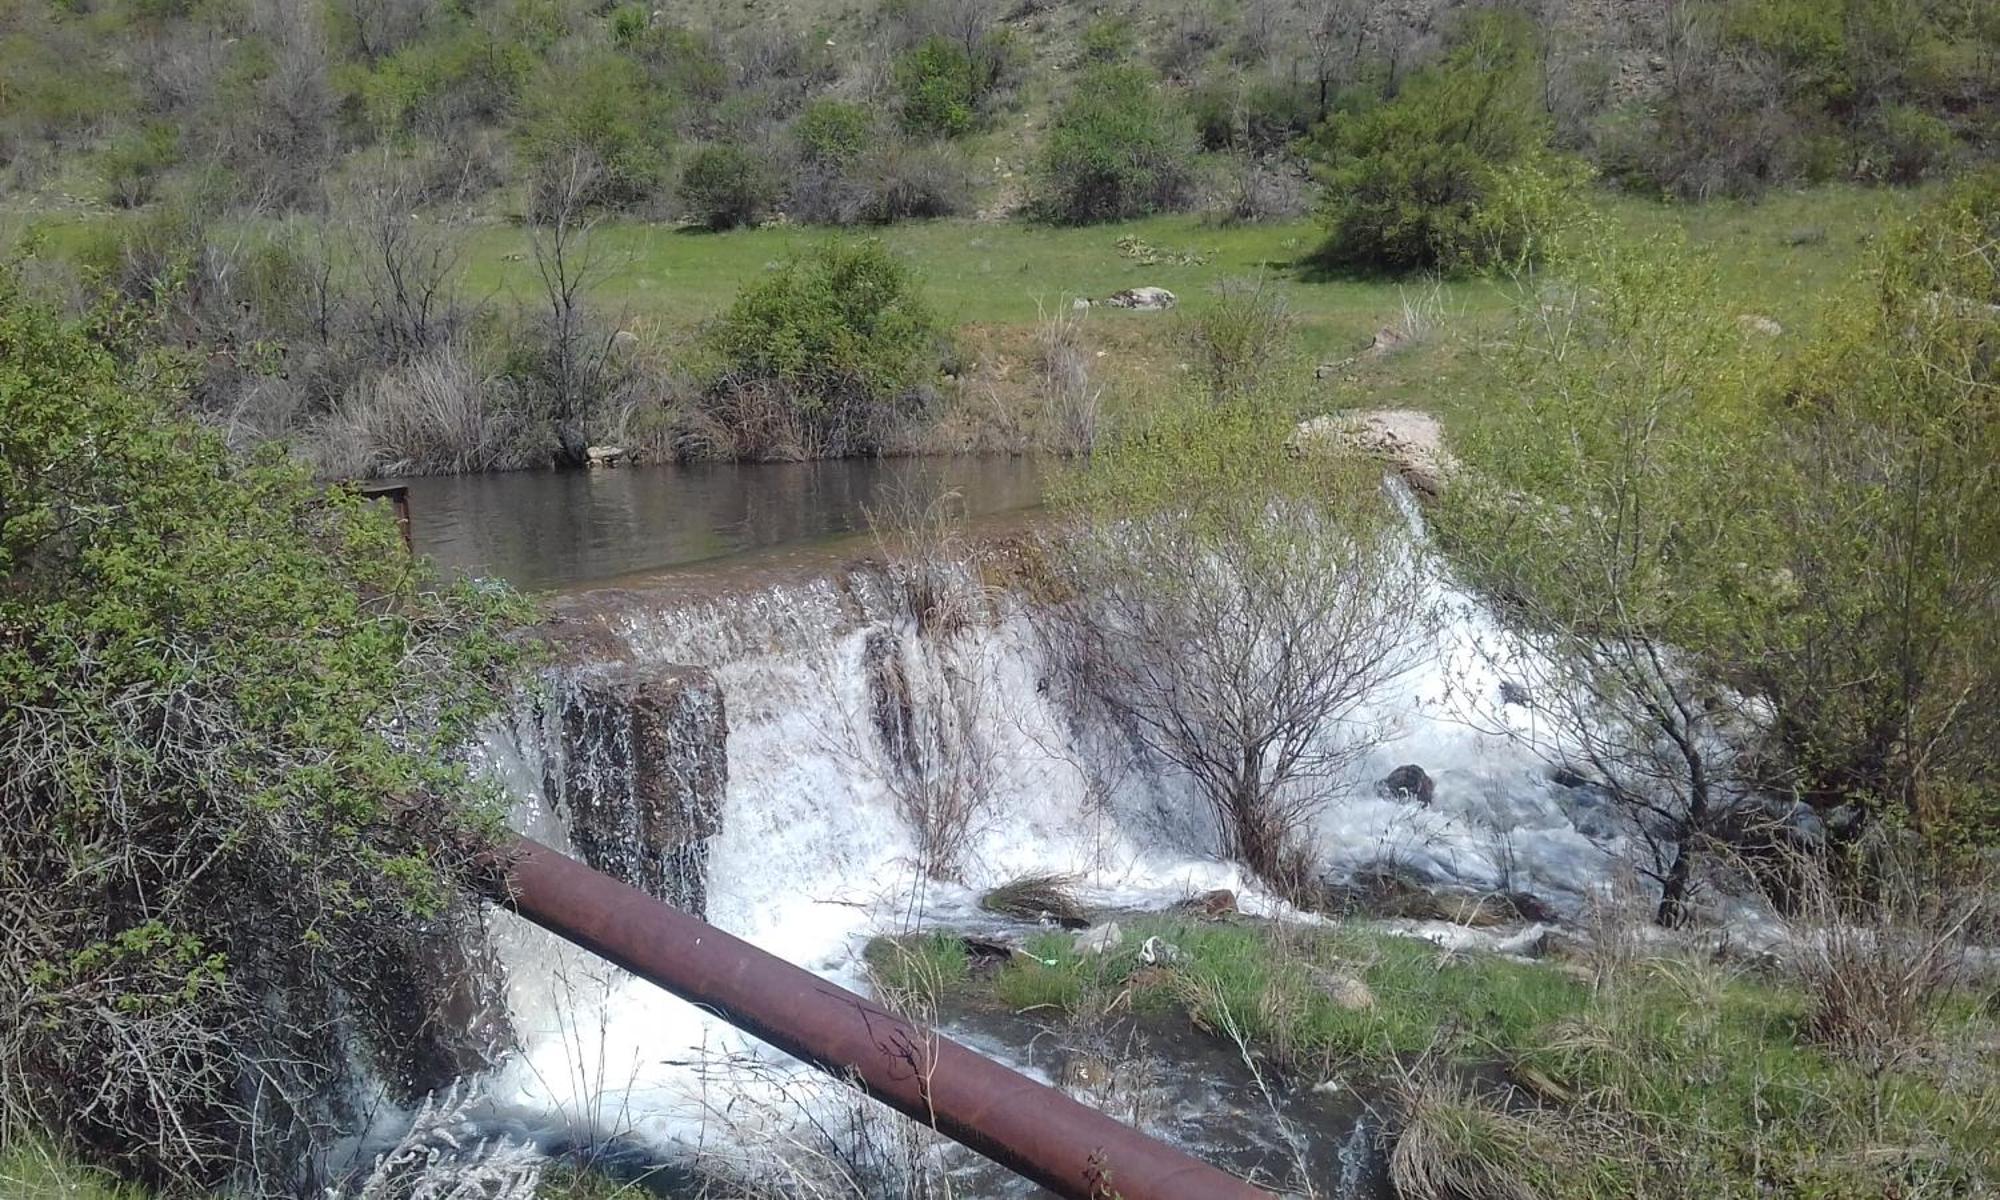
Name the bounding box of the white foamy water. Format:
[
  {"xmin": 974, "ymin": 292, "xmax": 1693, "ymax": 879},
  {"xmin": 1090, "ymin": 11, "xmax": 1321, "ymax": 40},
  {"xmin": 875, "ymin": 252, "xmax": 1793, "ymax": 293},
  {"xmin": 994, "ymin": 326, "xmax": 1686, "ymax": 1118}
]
[{"xmin": 474, "ymin": 501, "xmax": 1632, "ymax": 1173}]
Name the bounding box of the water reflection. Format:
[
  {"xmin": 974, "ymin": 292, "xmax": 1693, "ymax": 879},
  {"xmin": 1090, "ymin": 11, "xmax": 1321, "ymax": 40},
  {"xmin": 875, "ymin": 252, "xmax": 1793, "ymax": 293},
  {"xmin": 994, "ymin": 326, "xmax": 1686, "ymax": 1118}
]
[{"xmin": 392, "ymin": 457, "xmax": 1044, "ymax": 593}]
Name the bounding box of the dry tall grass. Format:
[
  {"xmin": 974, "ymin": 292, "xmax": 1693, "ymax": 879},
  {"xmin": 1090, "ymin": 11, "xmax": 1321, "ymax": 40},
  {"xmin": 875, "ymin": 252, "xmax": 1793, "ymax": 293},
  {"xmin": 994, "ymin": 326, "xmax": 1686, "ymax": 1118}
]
[{"xmin": 316, "ymin": 346, "xmax": 533, "ymax": 477}]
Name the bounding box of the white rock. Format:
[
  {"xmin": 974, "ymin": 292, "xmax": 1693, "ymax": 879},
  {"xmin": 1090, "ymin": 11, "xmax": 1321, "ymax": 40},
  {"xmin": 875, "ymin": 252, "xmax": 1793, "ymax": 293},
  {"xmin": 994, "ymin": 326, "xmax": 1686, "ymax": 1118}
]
[
  {"xmin": 1073, "ymin": 922, "xmax": 1123, "ymax": 955},
  {"xmin": 1139, "ymin": 935, "xmax": 1181, "ymax": 965},
  {"xmin": 1286, "ymin": 408, "xmax": 1458, "ymax": 499},
  {"xmin": 1100, "ymin": 286, "xmax": 1177, "ymax": 311},
  {"xmin": 586, "ymin": 445, "xmax": 629, "ymax": 468}
]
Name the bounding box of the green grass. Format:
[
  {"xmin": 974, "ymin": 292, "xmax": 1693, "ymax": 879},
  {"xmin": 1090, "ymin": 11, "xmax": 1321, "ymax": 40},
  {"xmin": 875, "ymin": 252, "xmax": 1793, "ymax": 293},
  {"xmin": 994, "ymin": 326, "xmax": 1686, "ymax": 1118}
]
[
  {"xmin": 863, "ymin": 929, "xmax": 972, "ymax": 1001},
  {"xmin": 0, "ymin": 1139, "xmax": 149, "ymax": 1200},
  {"xmin": 0, "ymin": 1138, "xmax": 648, "ymax": 1200},
  {"xmin": 919, "ymin": 915, "xmax": 2000, "ymax": 1199},
  {"xmin": 7, "ymin": 182, "xmax": 1921, "ymax": 454},
  {"xmin": 976, "ymin": 916, "xmax": 1593, "ymax": 1068},
  {"xmin": 453, "ymin": 185, "xmax": 1909, "ymax": 338}
]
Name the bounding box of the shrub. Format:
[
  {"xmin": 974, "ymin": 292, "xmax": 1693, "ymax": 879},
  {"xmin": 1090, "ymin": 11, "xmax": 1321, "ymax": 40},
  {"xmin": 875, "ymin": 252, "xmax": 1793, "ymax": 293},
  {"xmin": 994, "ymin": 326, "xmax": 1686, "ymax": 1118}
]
[
  {"xmin": 1309, "ymin": 12, "xmax": 1584, "ymax": 272},
  {"xmin": 346, "ymin": 18, "xmax": 536, "ymax": 138},
  {"xmin": 894, "ymin": 36, "xmax": 983, "ymax": 138},
  {"xmin": 1868, "ymin": 103, "xmax": 1954, "ymax": 183},
  {"xmin": 853, "ymin": 140, "xmax": 977, "ymax": 222},
  {"xmin": 1080, "ymin": 14, "xmax": 1136, "ymax": 63},
  {"xmin": 98, "ymin": 123, "xmax": 180, "ymax": 208},
  {"xmin": 1180, "ymin": 277, "xmax": 1297, "ymax": 396},
  {"xmin": 704, "ymin": 241, "xmax": 941, "ymax": 457},
  {"xmin": 678, "ymin": 142, "xmax": 779, "ymax": 231},
  {"xmin": 517, "ymin": 50, "xmax": 671, "ymax": 216},
  {"xmin": 793, "ymin": 99, "xmax": 876, "ymax": 166},
  {"xmin": 1032, "ymin": 64, "xmax": 1198, "ymax": 225},
  {"xmin": 0, "ymin": 279, "xmax": 530, "ymax": 1191}
]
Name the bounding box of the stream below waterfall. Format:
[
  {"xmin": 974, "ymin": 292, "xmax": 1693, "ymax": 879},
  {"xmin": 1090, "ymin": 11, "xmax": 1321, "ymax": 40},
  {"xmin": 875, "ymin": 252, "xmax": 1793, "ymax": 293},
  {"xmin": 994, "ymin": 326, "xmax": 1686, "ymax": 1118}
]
[{"xmin": 411, "ymin": 456, "xmax": 1633, "ymax": 1198}]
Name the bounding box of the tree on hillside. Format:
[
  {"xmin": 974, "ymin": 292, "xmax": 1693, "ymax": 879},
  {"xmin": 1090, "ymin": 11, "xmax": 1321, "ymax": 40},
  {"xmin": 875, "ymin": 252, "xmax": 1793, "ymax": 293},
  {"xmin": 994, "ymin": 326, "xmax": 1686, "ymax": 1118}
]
[
  {"xmin": 1438, "ymin": 237, "xmax": 1768, "ymax": 925},
  {"xmin": 1045, "ymin": 389, "xmax": 1429, "ymax": 891},
  {"xmin": 1031, "ymin": 64, "xmax": 1198, "ymax": 225},
  {"xmin": 0, "ymin": 280, "xmax": 531, "ymax": 1192},
  {"xmin": 1307, "ymin": 10, "xmax": 1586, "ymax": 273}
]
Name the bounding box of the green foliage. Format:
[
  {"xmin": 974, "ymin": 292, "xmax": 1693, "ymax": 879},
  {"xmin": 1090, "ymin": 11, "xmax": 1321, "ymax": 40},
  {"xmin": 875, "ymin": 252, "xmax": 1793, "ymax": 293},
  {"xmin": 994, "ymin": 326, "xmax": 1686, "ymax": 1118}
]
[
  {"xmin": 1080, "ymin": 13, "xmax": 1136, "ymax": 63},
  {"xmin": 864, "ymin": 931, "xmax": 971, "ymax": 1000},
  {"xmin": 1736, "ymin": 173, "xmax": 2000, "ymax": 841},
  {"xmin": 0, "ymin": 1138, "xmax": 149, "ymax": 1200},
  {"xmin": 1032, "ymin": 64, "xmax": 1197, "ymax": 225},
  {"xmin": 1177, "ymin": 276, "xmax": 1297, "ymax": 397},
  {"xmin": 609, "ymin": 3, "xmax": 649, "ymax": 48},
  {"xmin": 894, "ymin": 36, "xmax": 984, "ymax": 138},
  {"xmin": 1309, "ymin": 12, "xmax": 1586, "ymax": 273},
  {"xmin": 793, "ymin": 99, "xmax": 875, "ymax": 166},
  {"xmin": 705, "ymin": 240, "xmax": 941, "ymax": 456},
  {"xmin": 97, "ymin": 122, "xmax": 180, "ymax": 208},
  {"xmin": 0, "ymin": 279, "xmax": 532, "ymax": 1188},
  {"xmin": 344, "ymin": 17, "xmax": 538, "ymax": 138},
  {"xmin": 517, "ymin": 49, "xmax": 672, "ymax": 215},
  {"xmin": 678, "ymin": 142, "xmax": 779, "ymax": 231},
  {"xmin": 1705, "ymin": 0, "xmax": 1998, "ymax": 187}
]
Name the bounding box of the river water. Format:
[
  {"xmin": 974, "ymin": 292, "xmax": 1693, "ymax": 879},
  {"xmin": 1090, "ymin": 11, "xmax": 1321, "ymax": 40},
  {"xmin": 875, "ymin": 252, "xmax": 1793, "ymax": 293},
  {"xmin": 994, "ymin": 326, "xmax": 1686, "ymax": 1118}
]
[{"xmin": 394, "ymin": 457, "xmax": 1044, "ymax": 593}]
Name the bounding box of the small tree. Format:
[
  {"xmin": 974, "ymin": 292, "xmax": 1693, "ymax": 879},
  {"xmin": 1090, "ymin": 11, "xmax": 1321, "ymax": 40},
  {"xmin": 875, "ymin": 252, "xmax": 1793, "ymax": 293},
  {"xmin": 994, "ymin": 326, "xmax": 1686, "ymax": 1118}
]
[
  {"xmin": 1032, "ymin": 64, "xmax": 1198, "ymax": 225},
  {"xmin": 524, "ymin": 149, "xmax": 620, "ymax": 465},
  {"xmin": 1046, "ymin": 391, "xmax": 1429, "ymax": 889},
  {"xmin": 1438, "ymin": 235, "xmax": 1767, "ymax": 925},
  {"xmin": 678, "ymin": 142, "xmax": 779, "ymax": 231},
  {"xmin": 893, "ymin": 36, "xmax": 984, "ymax": 138},
  {"xmin": 1308, "ymin": 11, "xmax": 1584, "ymax": 273},
  {"xmin": 517, "ymin": 50, "xmax": 670, "ymax": 218}
]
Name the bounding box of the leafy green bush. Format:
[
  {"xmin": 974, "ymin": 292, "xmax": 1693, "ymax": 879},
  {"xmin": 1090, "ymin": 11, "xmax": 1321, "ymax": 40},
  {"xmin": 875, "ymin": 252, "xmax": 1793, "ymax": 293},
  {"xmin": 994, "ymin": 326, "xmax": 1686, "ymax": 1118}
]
[
  {"xmin": 678, "ymin": 142, "xmax": 779, "ymax": 230},
  {"xmin": 793, "ymin": 99, "xmax": 875, "ymax": 167},
  {"xmin": 344, "ymin": 18, "xmax": 537, "ymax": 137},
  {"xmin": 0, "ymin": 278, "xmax": 530, "ymax": 1189},
  {"xmin": 704, "ymin": 241, "xmax": 940, "ymax": 457},
  {"xmin": 97, "ymin": 123, "xmax": 180, "ymax": 208},
  {"xmin": 1308, "ymin": 13, "xmax": 1584, "ymax": 273},
  {"xmin": 894, "ymin": 36, "xmax": 984, "ymax": 138},
  {"xmin": 517, "ymin": 50, "xmax": 672, "ymax": 215},
  {"xmin": 1868, "ymin": 103, "xmax": 1955, "ymax": 183},
  {"xmin": 1032, "ymin": 64, "xmax": 1198, "ymax": 225},
  {"xmin": 1080, "ymin": 14, "xmax": 1136, "ymax": 63}
]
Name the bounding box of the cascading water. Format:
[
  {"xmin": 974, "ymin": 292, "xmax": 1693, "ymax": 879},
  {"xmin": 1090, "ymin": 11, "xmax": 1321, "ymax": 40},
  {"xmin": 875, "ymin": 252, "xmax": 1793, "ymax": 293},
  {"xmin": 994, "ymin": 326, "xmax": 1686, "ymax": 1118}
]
[{"xmin": 465, "ymin": 487, "xmax": 1639, "ymax": 1191}]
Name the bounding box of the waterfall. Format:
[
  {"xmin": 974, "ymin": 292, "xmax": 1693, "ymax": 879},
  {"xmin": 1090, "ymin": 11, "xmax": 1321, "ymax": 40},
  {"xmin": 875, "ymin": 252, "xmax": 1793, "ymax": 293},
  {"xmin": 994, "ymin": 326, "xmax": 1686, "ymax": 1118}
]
[{"xmin": 467, "ymin": 539, "xmax": 1630, "ymax": 1179}]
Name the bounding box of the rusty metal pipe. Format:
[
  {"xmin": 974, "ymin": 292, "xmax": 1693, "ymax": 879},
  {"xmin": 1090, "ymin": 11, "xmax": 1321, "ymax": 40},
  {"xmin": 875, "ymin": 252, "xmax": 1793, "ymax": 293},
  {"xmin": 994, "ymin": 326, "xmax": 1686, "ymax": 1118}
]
[{"xmin": 488, "ymin": 836, "xmax": 1272, "ymax": 1200}]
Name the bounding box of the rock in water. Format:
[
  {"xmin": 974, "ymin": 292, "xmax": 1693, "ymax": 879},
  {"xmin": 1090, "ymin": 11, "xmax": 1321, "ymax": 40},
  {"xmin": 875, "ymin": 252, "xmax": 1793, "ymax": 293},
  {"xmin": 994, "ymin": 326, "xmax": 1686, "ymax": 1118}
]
[
  {"xmin": 586, "ymin": 445, "xmax": 629, "ymax": 468},
  {"xmin": 1377, "ymin": 763, "xmax": 1435, "ymax": 805},
  {"xmin": 549, "ymin": 665, "xmax": 727, "ymax": 916},
  {"xmin": 1100, "ymin": 286, "xmax": 1177, "ymax": 311},
  {"xmin": 1073, "ymin": 922, "xmax": 1123, "ymax": 955}
]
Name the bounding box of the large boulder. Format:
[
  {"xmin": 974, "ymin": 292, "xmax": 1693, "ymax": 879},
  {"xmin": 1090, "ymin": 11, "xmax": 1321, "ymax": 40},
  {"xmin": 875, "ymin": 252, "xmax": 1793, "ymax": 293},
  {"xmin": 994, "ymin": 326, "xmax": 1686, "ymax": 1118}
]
[{"xmin": 1285, "ymin": 408, "xmax": 1458, "ymax": 499}]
